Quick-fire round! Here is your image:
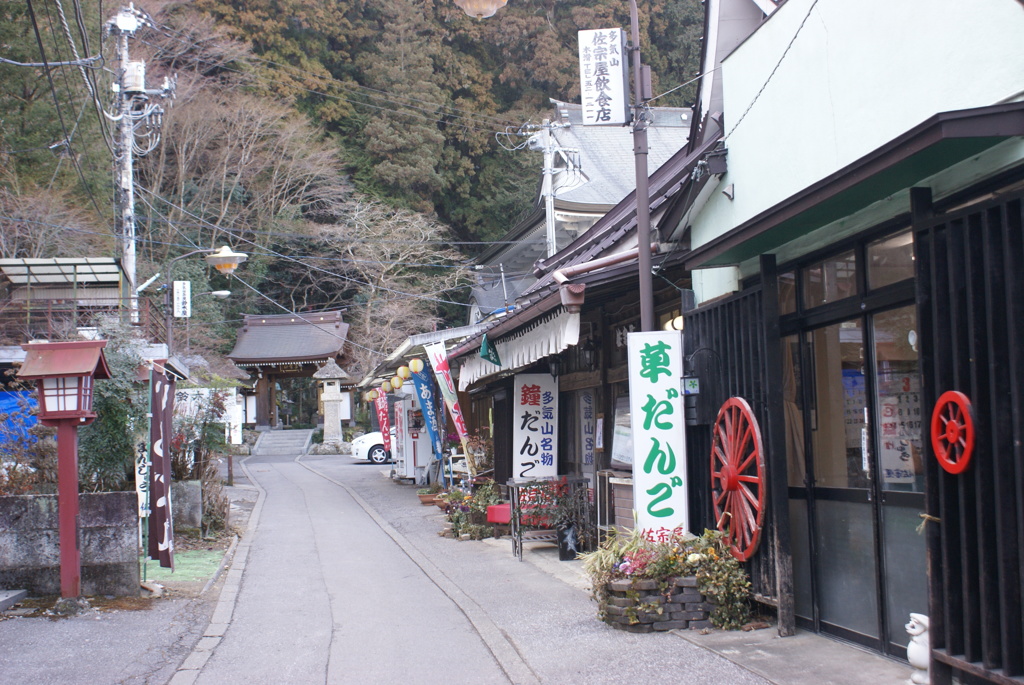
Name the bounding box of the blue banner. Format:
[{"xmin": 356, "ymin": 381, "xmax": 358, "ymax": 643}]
[{"xmin": 410, "ymin": 369, "xmax": 444, "ymax": 460}]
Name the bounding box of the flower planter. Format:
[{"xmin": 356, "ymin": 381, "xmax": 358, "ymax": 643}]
[
  {"xmin": 417, "ymin": 493, "xmax": 436, "ymax": 506},
  {"xmin": 598, "ymin": 576, "xmax": 714, "ymax": 633}
]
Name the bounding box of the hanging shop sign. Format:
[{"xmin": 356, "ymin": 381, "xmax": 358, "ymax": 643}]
[
  {"xmin": 627, "ymin": 331, "xmax": 688, "ymax": 534},
  {"xmin": 578, "ymin": 28, "xmax": 629, "ymax": 126},
  {"xmin": 579, "ymin": 388, "xmax": 596, "ymax": 467},
  {"xmin": 172, "ymin": 281, "xmax": 191, "ymax": 318},
  {"xmin": 513, "ymin": 373, "xmax": 558, "ymax": 480},
  {"xmin": 374, "ymin": 393, "xmax": 391, "ymax": 452},
  {"xmin": 410, "ymin": 367, "xmax": 444, "ymax": 460}
]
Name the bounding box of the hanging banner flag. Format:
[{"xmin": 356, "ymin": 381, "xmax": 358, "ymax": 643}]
[
  {"xmin": 578, "ymin": 28, "xmax": 630, "ymax": 126},
  {"xmin": 423, "ymin": 342, "xmax": 472, "ymax": 469},
  {"xmin": 512, "ymin": 373, "xmax": 558, "ymax": 480},
  {"xmin": 148, "ymin": 367, "xmax": 175, "ymax": 570},
  {"xmin": 480, "ymin": 334, "xmax": 502, "ymax": 367},
  {"xmin": 410, "ymin": 368, "xmax": 444, "ymax": 460},
  {"xmin": 627, "ymin": 330, "xmax": 688, "ymax": 535},
  {"xmin": 374, "ymin": 393, "xmax": 391, "ymax": 452}
]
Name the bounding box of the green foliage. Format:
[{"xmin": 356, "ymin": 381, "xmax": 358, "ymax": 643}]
[
  {"xmin": 75, "ymin": 326, "xmax": 148, "ymax": 491},
  {"xmin": 580, "ymin": 528, "xmax": 753, "ymax": 630}
]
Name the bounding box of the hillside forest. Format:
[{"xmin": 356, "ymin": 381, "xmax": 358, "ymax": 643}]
[{"xmin": 0, "ymin": 0, "xmax": 703, "ymax": 375}]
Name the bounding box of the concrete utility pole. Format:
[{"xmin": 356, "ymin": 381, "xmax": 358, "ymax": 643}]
[
  {"xmin": 106, "ymin": 4, "xmax": 174, "ymax": 308},
  {"xmin": 541, "ymin": 119, "xmax": 557, "ymax": 258}
]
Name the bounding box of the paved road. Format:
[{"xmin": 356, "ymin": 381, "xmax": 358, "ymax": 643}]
[{"xmin": 188, "ymin": 452, "xmax": 769, "ymax": 685}]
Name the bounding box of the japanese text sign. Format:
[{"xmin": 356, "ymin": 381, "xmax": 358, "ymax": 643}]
[
  {"xmin": 410, "ymin": 367, "xmax": 444, "ymax": 460},
  {"xmin": 423, "ymin": 342, "xmax": 470, "ymax": 455},
  {"xmin": 579, "ymin": 388, "xmax": 596, "ymax": 466},
  {"xmin": 627, "ymin": 331, "xmax": 689, "ymax": 534},
  {"xmin": 173, "ymin": 281, "xmax": 191, "ymax": 318},
  {"xmin": 513, "ymin": 373, "xmax": 558, "ymax": 480},
  {"xmin": 578, "ymin": 28, "xmax": 629, "ymax": 126},
  {"xmin": 374, "ymin": 393, "xmax": 391, "ymax": 451}
]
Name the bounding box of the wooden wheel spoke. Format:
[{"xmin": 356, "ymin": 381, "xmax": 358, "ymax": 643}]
[{"xmin": 709, "ymin": 397, "xmax": 765, "ymax": 561}]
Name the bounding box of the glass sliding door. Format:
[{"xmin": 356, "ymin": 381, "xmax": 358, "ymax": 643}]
[
  {"xmin": 872, "ymin": 305, "xmax": 927, "ymax": 656},
  {"xmin": 807, "ymin": 319, "xmax": 880, "ymax": 641}
]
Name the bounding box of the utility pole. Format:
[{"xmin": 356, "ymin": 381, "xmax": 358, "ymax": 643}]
[
  {"xmin": 106, "ymin": 4, "xmax": 174, "ymax": 309},
  {"xmin": 528, "ymin": 119, "xmax": 571, "ymax": 259},
  {"xmin": 540, "ymin": 119, "xmax": 557, "ymax": 258}
]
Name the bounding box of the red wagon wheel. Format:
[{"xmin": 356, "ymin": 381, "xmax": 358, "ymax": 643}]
[
  {"xmin": 931, "ymin": 390, "xmax": 975, "ymax": 474},
  {"xmin": 710, "ymin": 397, "xmax": 766, "ymax": 562}
]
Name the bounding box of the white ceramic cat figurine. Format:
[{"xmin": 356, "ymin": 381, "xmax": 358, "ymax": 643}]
[{"xmin": 906, "ymin": 613, "xmax": 930, "ymax": 685}]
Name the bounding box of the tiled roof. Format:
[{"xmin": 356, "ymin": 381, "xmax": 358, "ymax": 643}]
[{"xmin": 228, "ymin": 311, "xmax": 349, "ymax": 366}]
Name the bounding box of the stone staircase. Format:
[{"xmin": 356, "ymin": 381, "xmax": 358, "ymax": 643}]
[{"xmin": 254, "ymin": 429, "xmax": 314, "ymax": 456}]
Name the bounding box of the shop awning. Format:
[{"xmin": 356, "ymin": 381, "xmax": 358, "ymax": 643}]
[
  {"xmin": 684, "ymin": 102, "xmax": 1024, "ymax": 269},
  {"xmin": 457, "ymin": 309, "xmax": 579, "ymax": 390}
]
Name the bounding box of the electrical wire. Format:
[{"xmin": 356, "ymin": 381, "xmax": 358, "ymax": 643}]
[
  {"xmin": 24, "ymin": 0, "xmax": 106, "ymax": 222},
  {"xmin": 647, "ymin": 66, "xmax": 722, "ymax": 105},
  {"xmin": 227, "ymin": 272, "xmax": 387, "ymax": 358},
  {"xmin": 724, "ymin": 0, "xmax": 820, "ymax": 141},
  {"xmin": 135, "ymin": 186, "xmax": 477, "ymax": 308}
]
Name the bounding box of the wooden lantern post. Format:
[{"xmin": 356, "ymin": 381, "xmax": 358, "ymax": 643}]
[{"xmin": 17, "ymin": 340, "xmax": 111, "ymax": 598}]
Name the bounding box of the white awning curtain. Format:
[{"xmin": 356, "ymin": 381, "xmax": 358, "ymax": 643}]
[{"xmin": 457, "ymin": 310, "xmax": 579, "ymax": 390}]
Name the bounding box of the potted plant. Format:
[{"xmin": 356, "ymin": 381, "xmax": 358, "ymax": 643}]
[
  {"xmin": 416, "ymin": 483, "xmax": 442, "ymax": 505},
  {"xmin": 579, "ymin": 527, "xmax": 752, "ymax": 633}
]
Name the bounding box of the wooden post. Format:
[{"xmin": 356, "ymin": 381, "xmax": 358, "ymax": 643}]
[
  {"xmin": 56, "ymin": 421, "xmax": 81, "ymax": 598},
  {"xmin": 760, "ymin": 253, "xmax": 796, "ymax": 637}
]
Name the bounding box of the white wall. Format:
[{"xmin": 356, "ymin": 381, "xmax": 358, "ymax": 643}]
[{"xmin": 690, "ymin": 0, "xmax": 1024, "ymax": 300}]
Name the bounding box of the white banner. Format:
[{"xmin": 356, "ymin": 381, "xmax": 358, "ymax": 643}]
[
  {"xmin": 578, "ymin": 28, "xmax": 629, "ymax": 126},
  {"xmin": 579, "ymin": 388, "xmax": 596, "ymax": 467},
  {"xmin": 628, "ymin": 331, "xmax": 688, "ymax": 534},
  {"xmin": 512, "ymin": 373, "xmax": 558, "ymax": 480},
  {"xmin": 173, "ymin": 280, "xmax": 191, "ymax": 318}
]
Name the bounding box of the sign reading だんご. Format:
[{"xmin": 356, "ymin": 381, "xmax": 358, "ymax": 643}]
[
  {"xmin": 578, "ymin": 28, "xmax": 629, "ymax": 126},
  {"xmin": 627, "ymin": 331, "xmax": 688, "ymax": 534},
  {"xmin": 513, "ymin": 373, "xmax": 558, "ymax": 480}
]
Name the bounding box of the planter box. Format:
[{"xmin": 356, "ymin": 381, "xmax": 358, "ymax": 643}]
[
  {"xmin": 417, "ymin": 494, "xmax": 436, "ymax": 506},
  {"xmin": 598, "ymin": 576, "xmax": 713, "ymax": 633}
]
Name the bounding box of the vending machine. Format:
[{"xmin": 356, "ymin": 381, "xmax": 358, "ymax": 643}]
[{"xmin": 391, "ymin": 394, "xmax": 435, "ymax": 483}]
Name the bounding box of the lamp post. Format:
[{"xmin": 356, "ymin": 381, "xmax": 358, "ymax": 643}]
[
  {"xmin": 453, "ymin": 0, "xmax": 654, "ymax": 330},
  {"xmin": 163, "ymin": 246, "xmax": 247, "ymax": 356},
  {"xmin": 17, "ymin": 340, "xmax": 111, "ymax": 598}
]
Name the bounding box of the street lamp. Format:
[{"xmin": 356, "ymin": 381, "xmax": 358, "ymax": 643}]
[
  {"xmin": 453, "ymin": 0, "xmax": 507, "ymax": 19},
  {"xmin": 453, "ymin": 0, "xmax": 655, "ymax": 330},
  {"xmin": 163, "ymin": 246, "xmax": 247, "ymax": 355},
  {"xmin": 17, "ymin": 340, "xmax": 111, "ymax": 598}
]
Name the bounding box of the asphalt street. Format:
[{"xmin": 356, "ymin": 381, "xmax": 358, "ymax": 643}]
[{"xmin": 0, "ymin": 447, "xmax": 912, "ymax": 684}]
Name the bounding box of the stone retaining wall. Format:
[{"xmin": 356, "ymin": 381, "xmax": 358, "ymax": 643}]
[
  {"xmin": 600, "ymin": 576, "xmax": 714, "ymax": 633},
  {"xmin": 0, "ymin": 492, "xmax": 139, "ymax": 596}
]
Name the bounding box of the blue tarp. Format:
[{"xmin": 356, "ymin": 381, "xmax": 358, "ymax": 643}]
[{"xmin": 0, "ymin": 391, "xmax": 38, "ymax": 454}]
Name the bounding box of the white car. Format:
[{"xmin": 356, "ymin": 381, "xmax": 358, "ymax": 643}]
[{"xmin": 351, "ymin": 431, "xmax": 390, "ymax": 464}]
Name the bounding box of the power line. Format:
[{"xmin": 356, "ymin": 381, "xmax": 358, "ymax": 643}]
[
  {"xmin": 134, "ymin": 186, "xmax": 476, "ymax": 308},
  {"xmin": 24, "ymin": 0, "xmax": 106, "ymax": 222},
  {"xmin": 724, "ymin": 0, "xmax": 821, "ymax": 142},
  {"xmin": 228, "ymin": 272, "xmax": 387, "ymax": 359}
]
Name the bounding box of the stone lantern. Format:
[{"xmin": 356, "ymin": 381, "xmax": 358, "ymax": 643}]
[{"xmin": 313, "ymin": 359, "xmax": 352, "ymax": 448}]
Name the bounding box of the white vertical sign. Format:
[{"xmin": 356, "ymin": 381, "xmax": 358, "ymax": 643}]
[
  {"xmin": 578, "ymin": 28, "xmax": 630, "ymax": 126},
  {"xmin": 512, "ymin": 373, "xmax": 558, "ymax": 480},
  {"xmin": 628, "ymin": 331, "xmax": 689, "ymax": 534},
  {"xmin": 579, "ymin": 388, "xmax": 596, "ymax": 467},
  {"xmin": 173, "ymin": 280, "xmax": 191, "ymax": 318}
]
